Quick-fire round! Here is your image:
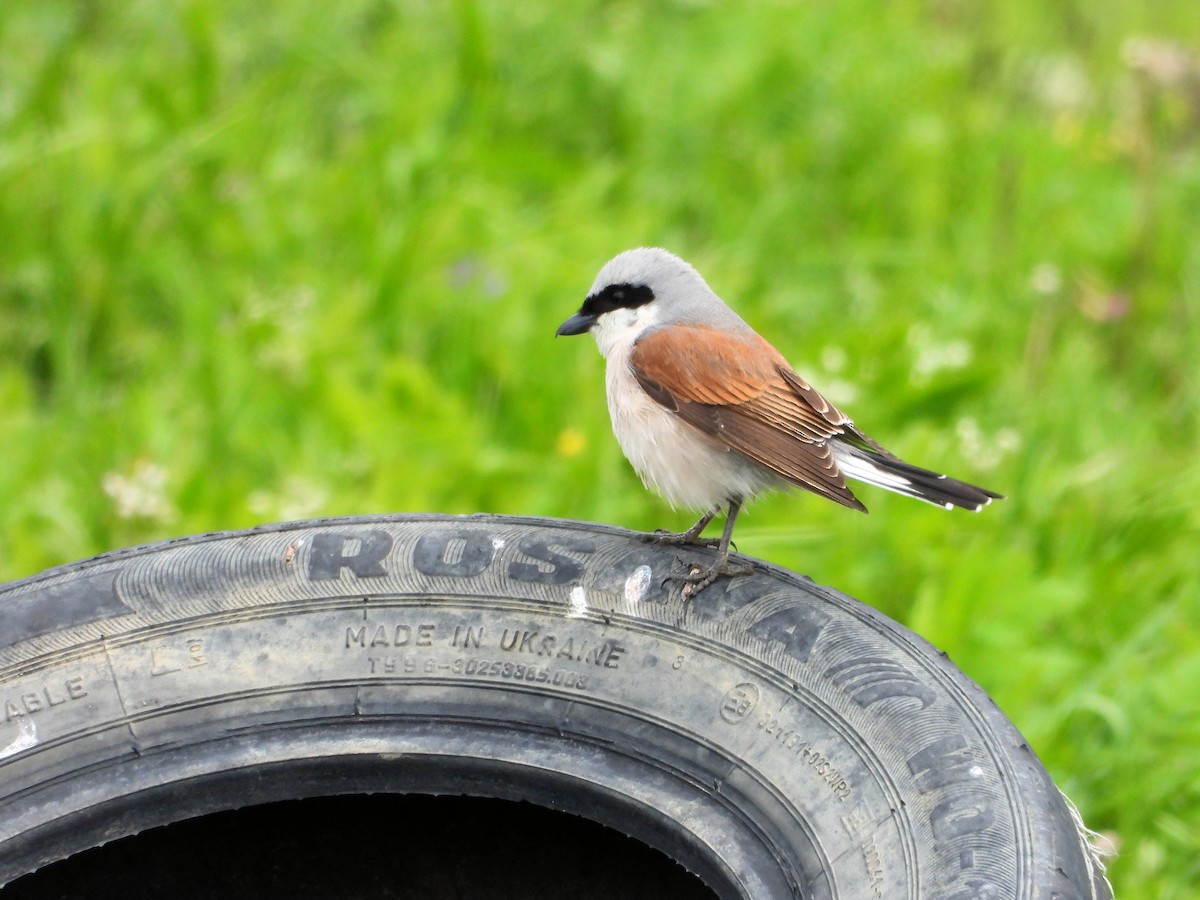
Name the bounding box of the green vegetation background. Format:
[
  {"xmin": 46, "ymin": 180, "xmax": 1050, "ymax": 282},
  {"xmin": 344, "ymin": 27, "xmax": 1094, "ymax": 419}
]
[{"xmin": 3, "ymin": 2, "xmax": 1198, "ymax": 895}]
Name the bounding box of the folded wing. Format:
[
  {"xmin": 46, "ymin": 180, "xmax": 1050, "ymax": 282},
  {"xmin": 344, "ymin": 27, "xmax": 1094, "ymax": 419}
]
[{"xmin": 629, "ymin": 325, "xmax": 868, "ymax": 511}]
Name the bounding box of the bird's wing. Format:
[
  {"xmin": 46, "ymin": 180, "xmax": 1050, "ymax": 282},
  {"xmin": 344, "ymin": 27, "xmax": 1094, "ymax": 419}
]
[{"xmin": 629, "ymin": 325, "xmax": 867, "ymax": 511}]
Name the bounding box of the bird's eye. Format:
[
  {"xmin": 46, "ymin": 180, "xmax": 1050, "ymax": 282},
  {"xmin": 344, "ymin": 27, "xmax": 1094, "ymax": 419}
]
[{"xmin": 589, "ymin": 282, "xmax": 653, "ymax": 314}]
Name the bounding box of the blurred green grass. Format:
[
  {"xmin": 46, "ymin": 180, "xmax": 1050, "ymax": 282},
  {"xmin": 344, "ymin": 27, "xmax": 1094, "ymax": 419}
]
[{"xmin": 2, "ymin": 1, "xmax": 1199, "ymax": 894}]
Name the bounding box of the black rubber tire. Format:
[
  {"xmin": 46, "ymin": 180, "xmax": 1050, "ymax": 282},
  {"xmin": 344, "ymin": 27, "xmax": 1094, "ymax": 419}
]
[{"xmin": 0, "ymin": 514, "xmax": 1108, "ymax": 898}]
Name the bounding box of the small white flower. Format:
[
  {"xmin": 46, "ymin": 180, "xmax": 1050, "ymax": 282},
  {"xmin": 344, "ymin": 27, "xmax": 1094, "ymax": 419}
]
[
  {"xmin": 805, "ymin": 347, "xmax": 858, "ymax": 405},
  {"xmin": 909, "ymin": 325, "xmax": 973, "ymax": 384},
  {"xmin": 956, "ymin": 418, "xmax": 1021, "ymax": 470},
  {"xmin": 1030, "ymin": 263, "xmax": 1063, "ymax": 296},
  {"xmin": 820, "ymin": 345, "xmax": 847, "ymax": 373},
  {"xmin": 1030, "ymin": 55, "xmax": 1094, "ymax": 112},
  {"xmin": 818, "ymin": 377, "xmax": 859, "ymax": 406},
  {"xmin": 239, "ymin": 286, "xmax": 316, "ymax": 378},
  {"xmin": 248, "ymin": 476, "xmax": 328, "ymax": 522},
  {"xmin": 102, "ymin": 460, "xmax": 175, "ymax": 522}
]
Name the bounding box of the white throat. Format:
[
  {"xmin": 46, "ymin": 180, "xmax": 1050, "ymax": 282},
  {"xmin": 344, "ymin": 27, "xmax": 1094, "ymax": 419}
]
[{"xmin": 590, "ymin": 303, "xmax": 662, "ymax": 360}]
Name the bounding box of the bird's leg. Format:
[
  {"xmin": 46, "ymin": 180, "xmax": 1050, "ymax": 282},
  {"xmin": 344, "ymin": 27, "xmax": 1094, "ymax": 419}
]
[
  {"xmin": 677, "ymin": 498, "xmax": 757, "ymax": 595},
  {"xmin": 640, "ymin": 508, "xmax": 720, "ymax": 548}
]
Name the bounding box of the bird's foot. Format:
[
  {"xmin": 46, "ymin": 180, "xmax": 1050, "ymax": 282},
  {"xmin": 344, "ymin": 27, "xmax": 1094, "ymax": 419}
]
[
  {"xmin": 639, "ymin": 528, "xmax": 721, "ymax": 549},
  {"xmin": 638, "ymin": 510, "xmax": 718, "ymax": 549},
  {"xmin": 674, "ymin": 559, "xmax": 757, "ymax": 598}
]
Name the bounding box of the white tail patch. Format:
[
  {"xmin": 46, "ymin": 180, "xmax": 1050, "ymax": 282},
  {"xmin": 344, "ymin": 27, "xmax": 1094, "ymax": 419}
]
[
  {"xmin": 832, "ymin": 449, "xmax": 914, "ymax": 492},
  {"xmin": 832, "ymin": 446, "xmax": 963, "ymax": 510}
]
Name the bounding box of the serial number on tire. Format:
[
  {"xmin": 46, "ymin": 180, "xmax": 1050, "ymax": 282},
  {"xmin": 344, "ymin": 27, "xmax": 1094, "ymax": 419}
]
[
  {"xmin": 757, "ymin": 712, "xmax": 852, "ymax": 801},
  {"xmin": 366, "ymin": 656, "xmax": 590, "ymax": 690}
]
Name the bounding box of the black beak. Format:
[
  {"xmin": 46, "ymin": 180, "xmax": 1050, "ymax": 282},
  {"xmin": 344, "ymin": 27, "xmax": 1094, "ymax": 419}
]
[{"xmin": 556, "ymin": 311, "xmax": 596, "ymax": 337}]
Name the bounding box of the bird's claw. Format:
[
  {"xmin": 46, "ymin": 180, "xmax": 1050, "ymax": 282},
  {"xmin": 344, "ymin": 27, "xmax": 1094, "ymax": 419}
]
[
  {"xmin": 674, "ymin": 560, "xmax": 757, "ymax": 597},
  {"xmin": 640, "ymin": 529, "xmax": 721, "ymax": 549}
]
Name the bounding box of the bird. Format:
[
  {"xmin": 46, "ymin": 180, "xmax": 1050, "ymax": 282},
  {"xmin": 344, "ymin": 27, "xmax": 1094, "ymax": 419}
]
[{"xmin": 556, "ymin": 247, "xmax": 1002, "ymax": 593}]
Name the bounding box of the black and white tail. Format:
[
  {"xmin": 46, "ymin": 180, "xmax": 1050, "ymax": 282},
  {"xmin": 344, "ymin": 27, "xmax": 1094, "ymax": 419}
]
[{"xmin": 832, "ymin": 444, "xmax": 1002, "ymax": 512}]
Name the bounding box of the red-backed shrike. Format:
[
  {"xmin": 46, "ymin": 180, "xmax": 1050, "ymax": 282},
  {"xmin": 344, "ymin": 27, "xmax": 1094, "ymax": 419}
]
[{"xmin": 557, "ymin": 248, "xmax": 1001, "ymax": 591}]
